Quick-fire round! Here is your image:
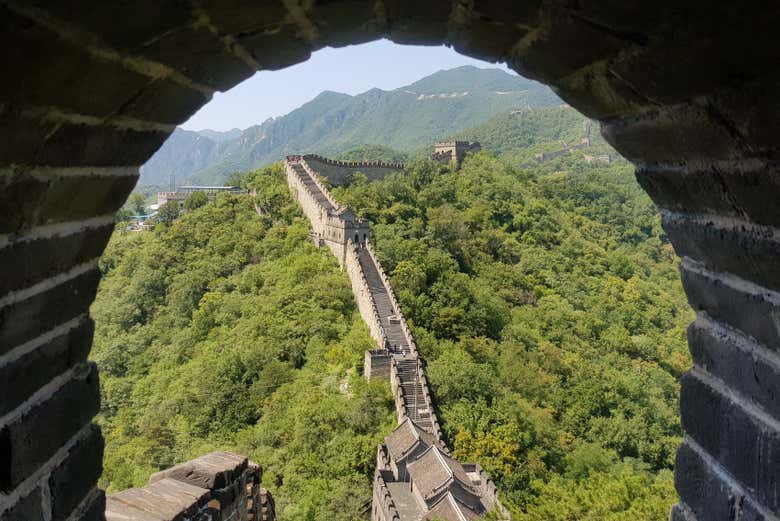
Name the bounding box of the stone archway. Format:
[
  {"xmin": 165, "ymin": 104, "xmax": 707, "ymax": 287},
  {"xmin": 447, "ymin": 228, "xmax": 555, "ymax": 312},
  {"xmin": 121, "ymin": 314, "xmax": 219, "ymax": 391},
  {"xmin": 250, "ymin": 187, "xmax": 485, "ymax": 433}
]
[{"xmin": 1, "ymin": 2, "xmax": 778, "ymax": 520}]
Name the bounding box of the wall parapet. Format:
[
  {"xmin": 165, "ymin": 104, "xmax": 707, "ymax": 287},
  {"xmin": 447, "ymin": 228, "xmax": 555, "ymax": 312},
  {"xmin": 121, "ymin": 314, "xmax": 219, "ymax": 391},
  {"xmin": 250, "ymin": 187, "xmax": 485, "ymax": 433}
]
[
  {"xmin": 303, "ymin": 153, "xmax": 406, "ymax": 170},
  {"xmin": 390, "ymin": 357, "xmax": 444, "ymax": 443},
  {"xmin": 364, "ymin": 242, "xmax": 418, "ymax": 356},
  {"xmin": 414, "ymin": 363, "xmax": 444, "ymax": 442},
  {"xmin": 461, "ymin": 462, "xmax": 510, "ymax": 519},
  {"xmin": 345, "ymin": 242, "xmax": 388, "ymax": 348},
  {"xmin": 105, "ymin": 452, "xmax": 271, "ymax": 521},
  {"xmin": 373, "ymin": 468, "xmax": 401, "ymax": 521},
  {"xmin": 286, "ymin": 160, "xmax": 333, "ymax": 217},
  {"xmin": 299, "ymin": 157, "xmax": 342, "ymax": 210}
]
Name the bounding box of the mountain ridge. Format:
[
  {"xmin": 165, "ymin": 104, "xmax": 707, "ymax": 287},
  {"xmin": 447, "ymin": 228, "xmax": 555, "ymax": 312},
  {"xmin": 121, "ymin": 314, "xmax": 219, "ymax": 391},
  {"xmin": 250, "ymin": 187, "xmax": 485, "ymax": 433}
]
[{"xmin": 140, "ymin": 66, "xmax": 561, "ymax": 186}]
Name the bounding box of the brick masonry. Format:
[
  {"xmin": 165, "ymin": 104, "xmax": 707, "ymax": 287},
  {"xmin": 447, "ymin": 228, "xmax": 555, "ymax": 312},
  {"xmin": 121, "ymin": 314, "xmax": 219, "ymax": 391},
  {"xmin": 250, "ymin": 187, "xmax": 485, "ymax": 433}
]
[
  {"xmin": 105, "ymin": 452, "xmax": 271, "ymax": 521},
  {"xmin": 0, "ymin": 2, "xmax": 779, "ymax": 520}
]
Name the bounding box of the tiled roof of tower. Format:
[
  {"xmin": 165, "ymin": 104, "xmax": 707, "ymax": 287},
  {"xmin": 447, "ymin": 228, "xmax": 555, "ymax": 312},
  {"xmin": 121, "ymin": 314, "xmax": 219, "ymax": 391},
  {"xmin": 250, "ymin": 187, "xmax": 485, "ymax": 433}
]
[
  {"xmin": 424, "ymin": 493, "xmax": 480, "ymax": 521},
  {"xmin": 406, "ymin": 446, "xmax": 476, "ymax": 502},
  {"xmin": 385, "ymin": 418, "xmax": 438, "ymax": 462}
]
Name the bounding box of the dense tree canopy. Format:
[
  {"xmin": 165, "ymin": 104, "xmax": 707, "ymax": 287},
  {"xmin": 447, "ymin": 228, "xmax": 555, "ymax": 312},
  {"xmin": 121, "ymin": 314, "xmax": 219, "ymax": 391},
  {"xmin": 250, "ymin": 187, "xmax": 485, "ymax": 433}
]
[
  {"xmin": 93, "ymin": 147, "xmax": 691, "ymax": 519},
  {"xmin": 331, "ymin": 151, "xmax": 691, "ymax": 515},
  {"xmin": 92, "ymin": 165, "xmax": 394, "ymax": 519}
]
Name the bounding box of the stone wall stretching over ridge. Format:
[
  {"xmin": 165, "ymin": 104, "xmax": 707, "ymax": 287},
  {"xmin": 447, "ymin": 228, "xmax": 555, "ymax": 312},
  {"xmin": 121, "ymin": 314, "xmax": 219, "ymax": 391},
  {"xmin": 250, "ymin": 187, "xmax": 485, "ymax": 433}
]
[
  {"xmin": 303, "ymin": 154, "xmax": 405, "ymax": 170},
  {"xmin": 283, "ymin": 155, "xmax": 504, "ymax": 521},
  {"xmin": 344, "ymin": 243, "xmax": 389, "ymax": 349},
  {"xmin": 363, "ymin": 243, "xmax": 418, "ymax": 354},
  {"xmin": 302, "ymin": 154, "xmax": 406, "ymax": 186},
  {"xmin": 285, "ymin": 155, "xmax": 370, "ymax": 266}
]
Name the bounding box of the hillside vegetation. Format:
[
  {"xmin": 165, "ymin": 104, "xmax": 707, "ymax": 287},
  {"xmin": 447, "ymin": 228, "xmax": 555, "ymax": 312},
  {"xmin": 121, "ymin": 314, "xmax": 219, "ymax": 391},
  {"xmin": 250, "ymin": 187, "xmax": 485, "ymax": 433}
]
[
  {"xmin": 458, "ymin": 106, "xmax": 616, "ymax": 165},
  {"xmin": 94, "ymin": 141, "xmax": 691, "ymax": 519},
  {"xmin": 92, "ymin": 170, "xmax": 395, "ymax": 519},
  {"xmin": 331, "ymin": 153, "xmax": 691, "ymax": 518}
]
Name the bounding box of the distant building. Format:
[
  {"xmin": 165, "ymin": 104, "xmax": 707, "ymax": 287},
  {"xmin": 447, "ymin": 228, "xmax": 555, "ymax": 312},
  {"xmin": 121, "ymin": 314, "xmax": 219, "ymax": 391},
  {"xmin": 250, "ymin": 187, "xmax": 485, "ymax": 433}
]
[
  {"xmin": 431, "ymin": 141, "xmax": 481, "ymax": 166},
  {"xmin": 583, "ymin": 153, "xmax": 610, "ymax": 164},
  {"xmin": 157, "ymin": 185, "xmax": 246, "ymax": 208}
]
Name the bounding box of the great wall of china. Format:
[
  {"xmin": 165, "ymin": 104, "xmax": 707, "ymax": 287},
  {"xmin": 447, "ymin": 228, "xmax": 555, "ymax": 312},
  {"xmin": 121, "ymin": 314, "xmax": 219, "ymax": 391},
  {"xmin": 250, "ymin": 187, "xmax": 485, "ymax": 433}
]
[
  {"xmin": 285, "ymin": 153, "xmax": 507, "ymax": 521},
  {"xmin": 95, "ymin": 146, "xmax": 494, "ymax": 521}
]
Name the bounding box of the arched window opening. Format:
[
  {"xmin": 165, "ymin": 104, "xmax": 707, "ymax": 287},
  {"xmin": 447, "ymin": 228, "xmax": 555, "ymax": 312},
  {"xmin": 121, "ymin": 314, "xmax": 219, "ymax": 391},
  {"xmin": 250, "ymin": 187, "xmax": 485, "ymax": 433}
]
[{"xmin": 3, "ymin": 8, "xmax": 770, "ymax": 521}]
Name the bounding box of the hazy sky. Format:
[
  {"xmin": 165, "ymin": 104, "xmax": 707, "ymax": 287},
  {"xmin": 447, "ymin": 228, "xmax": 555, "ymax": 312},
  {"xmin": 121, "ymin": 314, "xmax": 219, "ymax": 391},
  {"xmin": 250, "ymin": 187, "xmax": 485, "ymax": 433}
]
[{"xmin": 180, "ymin": 39, "xmax": 512, "ymax": 131}]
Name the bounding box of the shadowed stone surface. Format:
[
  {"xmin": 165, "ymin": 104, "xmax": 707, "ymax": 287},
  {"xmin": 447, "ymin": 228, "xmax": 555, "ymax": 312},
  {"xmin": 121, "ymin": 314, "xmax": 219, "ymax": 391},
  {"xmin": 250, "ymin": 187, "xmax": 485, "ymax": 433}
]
[{"xmin": 106, "ymin": 452, "xmax": 263, "ymax": 521}]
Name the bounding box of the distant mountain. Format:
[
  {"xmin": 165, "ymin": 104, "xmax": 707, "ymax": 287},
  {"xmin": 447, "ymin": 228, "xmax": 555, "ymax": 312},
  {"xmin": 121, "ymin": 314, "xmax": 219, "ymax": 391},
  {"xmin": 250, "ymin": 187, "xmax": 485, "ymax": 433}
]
[
  {"xmin": 139, "ymin": 66, "xmax": 561, "ymax": 186},
  {"xmin": 457, "ymin": 106, "xmax": 621, "ymax": 165},
  {"xmin": 196, "ymin": 128, "xmax": 242, "ymax": 142}
]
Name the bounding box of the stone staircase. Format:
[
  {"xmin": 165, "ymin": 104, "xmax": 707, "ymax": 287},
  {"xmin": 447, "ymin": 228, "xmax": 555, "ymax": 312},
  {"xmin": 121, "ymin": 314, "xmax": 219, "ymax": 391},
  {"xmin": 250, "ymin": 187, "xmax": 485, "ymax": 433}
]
[
  {"xmin": 355, "ymin": 246, "xmax": 436, "ymax": 434},
  {"xmin": 357, "ymin": 247, "xmax": 409, "ymax": 353},
  {"xmin": 394, "ymin": 358, "xmax": 434, "ymax": 432},
  {"xmin": 291, "ymin": 162, "xmax": 336, "ymax": 212}
]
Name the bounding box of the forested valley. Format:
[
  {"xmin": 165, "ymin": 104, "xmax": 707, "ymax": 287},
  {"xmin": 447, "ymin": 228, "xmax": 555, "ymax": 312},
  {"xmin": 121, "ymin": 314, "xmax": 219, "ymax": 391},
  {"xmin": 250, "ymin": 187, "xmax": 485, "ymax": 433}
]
[{"xmin": 93, "ymin": 118, "xmax": 692, "ymax": 519}]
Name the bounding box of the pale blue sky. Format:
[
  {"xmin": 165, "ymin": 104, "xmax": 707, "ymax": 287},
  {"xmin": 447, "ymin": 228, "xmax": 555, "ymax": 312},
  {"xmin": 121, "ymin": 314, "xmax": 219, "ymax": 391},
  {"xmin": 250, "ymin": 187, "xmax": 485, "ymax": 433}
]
[{"xmin": 181, "ymin": 39, "xmax": 512, "ymax": 131}]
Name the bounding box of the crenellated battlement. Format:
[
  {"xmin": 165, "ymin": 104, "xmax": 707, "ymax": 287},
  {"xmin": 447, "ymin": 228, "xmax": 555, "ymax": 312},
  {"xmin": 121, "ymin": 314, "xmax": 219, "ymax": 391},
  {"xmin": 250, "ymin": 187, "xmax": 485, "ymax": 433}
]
[
  {"xmin": 105, "ymin": 452, "xmax": 274, "ymax": 521},
  {"xmin": 302, "ymin": 153, "xmax": 405, "ymax": 170},
  {"xmin": 432, "ymin": 141, "xmax": 481, "ymax": 166}
]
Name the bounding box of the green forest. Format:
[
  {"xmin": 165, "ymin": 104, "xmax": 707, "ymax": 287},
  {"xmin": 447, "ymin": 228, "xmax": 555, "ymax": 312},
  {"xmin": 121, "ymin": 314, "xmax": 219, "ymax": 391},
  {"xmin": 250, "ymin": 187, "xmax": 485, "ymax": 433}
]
[{"xmin": 92, "ymin": 143, "xmax": 691, "ymax": 519}]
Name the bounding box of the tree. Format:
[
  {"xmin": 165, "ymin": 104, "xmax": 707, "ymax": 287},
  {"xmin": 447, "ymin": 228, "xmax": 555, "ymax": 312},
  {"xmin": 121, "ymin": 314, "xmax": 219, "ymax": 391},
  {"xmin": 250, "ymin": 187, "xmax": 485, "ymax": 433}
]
[
  {"xmin": 225, "ymin": 171, "xmax": 246, "ymax": 188},
  {"xmin": 115, "ymin": 208, "xmax": 133, "ymax": 223},
  {"xmin": 184, "ymin": 191, "xmax": 208, "ymax": 211},
  {"xmin": 128, "ymin": 193, "xmax": 147, "ymax": 215},
  {"xmin": 156, "ymin": 201, "xmax": 180, "ymax": 225}
]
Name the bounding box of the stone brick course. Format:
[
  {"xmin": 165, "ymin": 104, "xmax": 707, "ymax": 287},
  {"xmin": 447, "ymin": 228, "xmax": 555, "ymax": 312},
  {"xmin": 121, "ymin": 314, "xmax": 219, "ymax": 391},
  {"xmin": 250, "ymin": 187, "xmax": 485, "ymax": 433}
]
[
  {"xmin": 0, "ymin": 267, "xmax": 101, "ymax": 354},
  {"xmin": 0, "ymin": 169, "xmax": 138, "ymax": 234},
  {"xmin": 49, "ymin": 425, "xmax": 103, "ymax": 521},
  {"xmin": 106, "ymin": 452, "xmax": 265, "ymax": 521},
  {"xmin": 0, "ymin": 318, "xmax": 93, "ymax": 417},
  {"xmin": 0, "ymin": 363, "xmax": 100, "ymax": 491}
]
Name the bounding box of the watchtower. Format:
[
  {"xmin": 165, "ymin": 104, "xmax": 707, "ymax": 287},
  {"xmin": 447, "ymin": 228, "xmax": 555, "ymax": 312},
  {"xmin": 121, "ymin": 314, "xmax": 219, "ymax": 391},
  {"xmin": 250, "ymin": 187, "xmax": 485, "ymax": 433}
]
[{"xmin": 432, "ymin": 141, "xmax": 481, "ymax": 166}]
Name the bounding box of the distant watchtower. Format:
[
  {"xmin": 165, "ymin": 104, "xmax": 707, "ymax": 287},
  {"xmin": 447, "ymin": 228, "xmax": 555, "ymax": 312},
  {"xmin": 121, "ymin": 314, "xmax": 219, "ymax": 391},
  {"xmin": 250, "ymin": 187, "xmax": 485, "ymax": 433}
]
[{"xmin": 432, "ymin": 140, "xmax": 481, "ymax": 166}]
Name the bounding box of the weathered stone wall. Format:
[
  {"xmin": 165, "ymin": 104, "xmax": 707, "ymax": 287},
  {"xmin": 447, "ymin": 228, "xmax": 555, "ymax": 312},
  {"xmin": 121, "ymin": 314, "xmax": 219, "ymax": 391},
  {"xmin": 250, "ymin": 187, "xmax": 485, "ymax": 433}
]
[
  {"xmin": 258, "ymin": 488, "xmax": 275, "ymax": 521},
  {"xmin": 372, "ymin": 446, "xmax": 400, "ymax": 521},
  {"xmin": 287, "ymin": 157, "xmax": 371, "ymax": 266},
  {"xmin": 365, "ymin": 349, "xmax": 393, "ymax": 379},
  {"xmin": 432, "ymin": 141, "xmax": 481, "ymax": 165},
  {"xmin": 364, "ymin": 243, "xmax": 418, "ymax": 355},
  {"xmin": 303, "ymin": 155, "xmax": 405, "ymax": 186},
  {"xmin": 389, "ymin": 359, "xmax": 444, "ymax": 442},
  {"xmin": 105, "ymin": 452, "xmax": 271, "ymax": 521},
  {"xmin": 298, "ymin": 158, "xmax": 342, "ymax": 210},
  {"xmin": 304, "ymin": 154, "xmax": 405, "ymax": 170},
  {"xmin": 2, "ymin": 3, "xmax": 780, "ymax": 520},
  {"xmin": 461, "ymin": 463, "xmax": 508, "ymax": 518},
  {"xmin": 344, "ymin": 244, "xmax": 388, "ymax": 347}
]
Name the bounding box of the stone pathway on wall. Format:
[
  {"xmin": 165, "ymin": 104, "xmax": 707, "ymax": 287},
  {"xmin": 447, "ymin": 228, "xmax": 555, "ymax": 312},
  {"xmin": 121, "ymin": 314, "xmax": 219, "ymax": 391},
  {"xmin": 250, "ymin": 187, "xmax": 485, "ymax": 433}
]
[
  {"xmin": 357, "ymin": 247, "xmax": 410, "ymax": 353},
  {"xmin": 104, "ymin": 452, "xmax": 269, "ymax": 521},
  {"xmin": 290, "ymin": 161, "xmax": 337, "ymax": 212},
  {"xmin": 393, "ymin": 357, "xmax": 435, "ymax": 432}
]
